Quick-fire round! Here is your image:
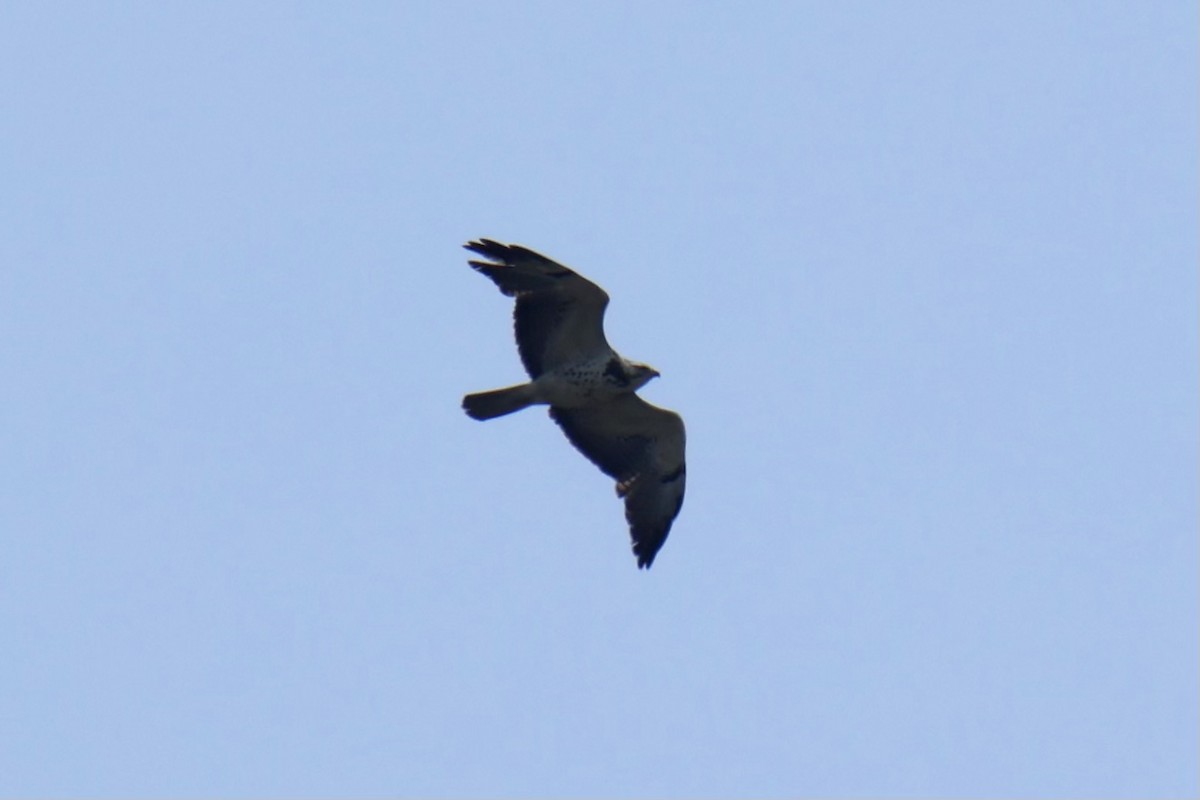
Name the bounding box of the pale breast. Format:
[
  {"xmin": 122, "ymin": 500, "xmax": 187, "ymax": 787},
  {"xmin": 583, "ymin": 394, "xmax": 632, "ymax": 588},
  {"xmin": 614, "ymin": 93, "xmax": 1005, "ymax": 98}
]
[{"xmin": 534, "ymin": 356, "xmax": 631, "ymax": 408}]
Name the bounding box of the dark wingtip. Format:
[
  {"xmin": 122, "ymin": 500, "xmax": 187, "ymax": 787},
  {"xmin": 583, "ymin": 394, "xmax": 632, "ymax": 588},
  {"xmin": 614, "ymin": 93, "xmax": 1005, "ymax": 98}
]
[
  {"xmin": 631, "ymin": 520, "xmax": 672, "ymax": 569},
  {"xmin": 465, "ymin": 239, "xmax": 558, "ymax": 269},
  {"xmin": 463, "ymin": 238, "xmax": 509, "ymax": 262}
]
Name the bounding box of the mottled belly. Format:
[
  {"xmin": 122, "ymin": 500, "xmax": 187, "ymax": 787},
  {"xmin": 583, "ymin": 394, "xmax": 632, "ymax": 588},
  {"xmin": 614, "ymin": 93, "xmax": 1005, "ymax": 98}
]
[{"xmin": 535, "ymin": 364, "xmax": 625, "ymax": 408}]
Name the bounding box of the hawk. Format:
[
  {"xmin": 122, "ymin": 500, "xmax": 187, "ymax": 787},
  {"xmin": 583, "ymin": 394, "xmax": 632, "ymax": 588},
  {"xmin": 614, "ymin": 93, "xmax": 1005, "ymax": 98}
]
[{"xmin": 461, "ymin": 239, "xmax": 686, "ymax": 569}]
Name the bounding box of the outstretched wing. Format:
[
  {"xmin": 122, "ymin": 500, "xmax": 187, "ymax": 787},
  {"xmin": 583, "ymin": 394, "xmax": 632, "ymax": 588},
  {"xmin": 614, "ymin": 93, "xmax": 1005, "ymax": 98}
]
[
  {"xmin": 464, "ymin": 239, "xmax": 611, "ymax": 378},
  {"xmin": 550, "ymin": 394, "xmax": 686, "ymax": 568}
]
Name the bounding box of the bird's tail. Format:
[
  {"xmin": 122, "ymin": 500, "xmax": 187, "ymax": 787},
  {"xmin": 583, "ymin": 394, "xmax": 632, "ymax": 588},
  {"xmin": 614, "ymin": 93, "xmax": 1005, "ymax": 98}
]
[{"xmin": 462, "ymin": 383, "xmax": 538, "ymax": 420}]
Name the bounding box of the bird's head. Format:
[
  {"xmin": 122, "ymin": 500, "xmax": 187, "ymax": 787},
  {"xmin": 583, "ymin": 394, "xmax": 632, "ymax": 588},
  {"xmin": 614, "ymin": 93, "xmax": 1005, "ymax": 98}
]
[{"xmin": 626, "ymin": 361, "xmax": 661, "ymax": 390}]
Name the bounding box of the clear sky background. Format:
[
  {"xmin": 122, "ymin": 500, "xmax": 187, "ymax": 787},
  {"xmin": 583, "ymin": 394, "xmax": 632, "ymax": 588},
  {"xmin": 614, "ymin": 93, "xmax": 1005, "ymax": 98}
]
[{"xmin": 1, "ymin": 3, "xmax": 1196, "ymax": 798}]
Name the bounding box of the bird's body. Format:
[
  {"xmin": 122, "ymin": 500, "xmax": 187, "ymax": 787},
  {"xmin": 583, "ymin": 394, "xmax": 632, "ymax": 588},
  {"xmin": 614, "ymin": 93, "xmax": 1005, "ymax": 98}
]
[
  {"xmin": 461, "ymin": 239, "xmax": 685, "ymax": 569},
  {"xmin": 463, "ymin": 353, "xmax": 655, "ymax": 419}
]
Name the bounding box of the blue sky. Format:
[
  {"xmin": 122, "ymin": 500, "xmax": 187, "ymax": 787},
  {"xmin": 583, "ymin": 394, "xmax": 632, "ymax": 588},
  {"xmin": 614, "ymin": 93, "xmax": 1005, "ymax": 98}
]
[{"xmin": 1, "ymin": 2, "xmax": 1196, "ymax": 797}]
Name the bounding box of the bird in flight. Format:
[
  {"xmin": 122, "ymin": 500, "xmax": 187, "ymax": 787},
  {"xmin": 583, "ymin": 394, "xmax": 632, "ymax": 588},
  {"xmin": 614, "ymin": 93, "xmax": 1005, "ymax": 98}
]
[{"xmin": 461, "ymin": 239, "xmax": 686, "ymax": 568}]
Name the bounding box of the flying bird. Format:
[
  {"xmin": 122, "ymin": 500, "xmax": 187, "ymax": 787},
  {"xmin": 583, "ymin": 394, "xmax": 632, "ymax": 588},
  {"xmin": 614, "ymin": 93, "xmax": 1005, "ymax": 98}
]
[{"xmin": 461, "ymin": 239, "xmax": 686, "ymax": 569}]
